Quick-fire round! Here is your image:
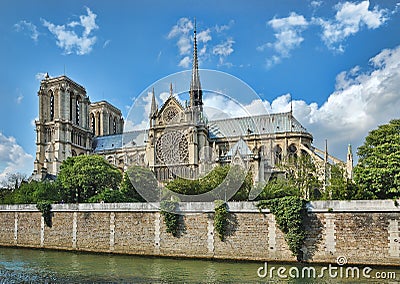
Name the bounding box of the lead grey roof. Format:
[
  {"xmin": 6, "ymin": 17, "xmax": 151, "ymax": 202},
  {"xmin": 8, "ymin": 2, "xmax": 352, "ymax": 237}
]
[
  {"xmin": 93, "ymin": 112, "xmax": 309, "ymax": 152},
  {"xmin": 208, "ymin": 112, "xmax": 308, "ymax": 139},
  {"xmin": 93, "ymin": 130, "xmax": 147, "ymax": 153}
]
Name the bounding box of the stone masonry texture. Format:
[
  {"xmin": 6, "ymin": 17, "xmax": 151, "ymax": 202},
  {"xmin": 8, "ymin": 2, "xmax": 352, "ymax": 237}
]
[{"xmin": 0, "ymin": 201, "xmax": 399, "ymax": 266}]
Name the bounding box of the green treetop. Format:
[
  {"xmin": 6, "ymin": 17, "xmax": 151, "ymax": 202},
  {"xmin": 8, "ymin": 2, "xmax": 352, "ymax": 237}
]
[{"xmin": 354, "ymin": 119, "xmax": 400, "ymax": 199}]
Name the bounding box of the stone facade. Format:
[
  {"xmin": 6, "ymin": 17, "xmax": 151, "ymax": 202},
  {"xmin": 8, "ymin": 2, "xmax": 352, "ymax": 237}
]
[
  {"xmin": 0, "ymin": 201, "xmax": 399, "ymax": 266},
  {"xmin": 33, "ymin": 74, "xmax": 92, "ymax": 178},
  {"xmin": 32, "ymin": 28, "xmax": 352, "ymax": 183}
]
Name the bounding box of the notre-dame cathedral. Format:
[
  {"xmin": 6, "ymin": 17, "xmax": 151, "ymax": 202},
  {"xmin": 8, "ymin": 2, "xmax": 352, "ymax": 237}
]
[{"xmin": 32, "ymin": 27, "xmax": 353, "ymax": 185}]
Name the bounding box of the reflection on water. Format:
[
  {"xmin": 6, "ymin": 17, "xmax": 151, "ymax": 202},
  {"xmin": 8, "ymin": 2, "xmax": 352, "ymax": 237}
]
[{"xmin": 0, "ymin": 247, "xmax": 399, "ymax": 283}]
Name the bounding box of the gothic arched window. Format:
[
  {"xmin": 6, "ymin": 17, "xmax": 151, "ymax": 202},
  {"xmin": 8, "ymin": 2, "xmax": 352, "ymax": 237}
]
[
  {"xmin": 76, "ymin": 98, "xmax": 80, "ymax": 125},
  {"xmin": 50, "ymin": 91, "xmax": 54, "ymax": 121},
  {"xmin": 274, "ymin": 145, "xmax": 282, "ymax": 165},
  {"xmin": 69, "ymin": 92, "xmax": 74, "ymax": 121},
  {"xmin": 288, "ymin": 144, "xmax": 298, "ymax": 161},
  {"xmin": 113, "ymin": 117, "xmax": 117, "ymax": 134},
  {"xmin": 109, "ymin": 115, "xmax": 112, "ymax": 135},
  {"xmin": 96, "ymin": 112, "xmax": 101, "ymax": 136},
  {"xmin": 91, "ymin": 113, "xmax": 95, "ymax": 135}
]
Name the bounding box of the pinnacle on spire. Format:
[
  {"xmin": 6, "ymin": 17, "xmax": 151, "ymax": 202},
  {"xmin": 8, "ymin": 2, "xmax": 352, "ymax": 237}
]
[
  {"xmin": 189, "ymin": 18, "xmax": 203, "ymax": 109},
  {"xmin": 149, "ymin": 88, "xmax": 157, "ymax": 119},
  {"xmin": 169, "ymin": 83, "xmax": 173, "ymax": 97},
  {"xmin": 347, "ymin": 144, "xmax": 353, "ymax": 157},
  {"xmin": 346, "ymin": 144, "xmax": 354, "ymax": 180}
]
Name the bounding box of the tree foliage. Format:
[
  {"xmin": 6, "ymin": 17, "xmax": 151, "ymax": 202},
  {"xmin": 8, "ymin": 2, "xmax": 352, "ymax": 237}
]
[
  {"xmin": 57, "ymin": 155, "xmax": 122, "ymax": 203},
  {"xmin": 285, "ymin": 154, "xmax": 322, "ymax": 200},
  {"xmin": 88, "ymin": 188, "xmax": 129, "ymax": 203},
  {"xmin": 0, "ymin": 180, "xmax": 60, "ymax": 204},
  {"xmin": 257, "ymin": 154, "xmax": 321, "ymax": 201},
  {"xmin": 160, "ymin": 200, "xmax": 180, "ymax": 237},
  {"xmin": 256, "ymin": 177, "xmax": 301, "ymax": 200},
  {"xmin": 122, "ymin": 165, "xmax": 159, "ymax": 202},
  {"xmin": 322, "ymin": 164, "xmax": 370, "ymax": 200},
  {"xmin": 165, "ymin": 165, "xmax": 252, "ymax": 201},
  {"xmin": 214, "ymin": 200, "xmax": 228, "ymax": 241},
  {"xmin": 36, "ymin": 201, "xmax": 52, "ymax": 227},
  {"xmin": 354, "ymin": 119, "xmax": 400, "ymax": 199},
  {"xmin": 258, "ymin": 196, "xmax": 307, "ymax": 260}
]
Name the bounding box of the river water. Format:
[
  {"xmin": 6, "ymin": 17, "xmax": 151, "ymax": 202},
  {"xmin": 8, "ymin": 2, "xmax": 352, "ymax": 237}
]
[{"xmin": 0, "ymin": 247, "xmax": 399, "ymax": 283}]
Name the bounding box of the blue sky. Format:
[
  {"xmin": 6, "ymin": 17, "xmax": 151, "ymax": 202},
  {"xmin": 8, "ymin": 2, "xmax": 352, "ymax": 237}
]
[{"xmin": 1, "ymin": 0, "xmax": 400, "ymax": 181}]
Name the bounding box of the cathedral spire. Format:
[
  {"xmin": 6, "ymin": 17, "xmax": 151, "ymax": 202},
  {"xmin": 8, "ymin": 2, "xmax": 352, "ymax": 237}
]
[
  {"xmin": 149, "ymin": 88, "xmax": 157, "ymax": 119},
  {"xmin": 189, "ymin": 18, "xmax": 203, "ymax": 109},
  {"xmin": 346, "ymin": 144, "xmax": 353, "ymax": 180}
]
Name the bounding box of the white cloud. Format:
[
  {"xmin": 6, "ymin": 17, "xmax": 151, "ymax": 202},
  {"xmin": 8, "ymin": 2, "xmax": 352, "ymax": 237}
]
[
  {"xmin": 16, "ymin": 94, "xmax": 23, "ymax": 104},
  {"xmin": 178, "ymin": 56, "xmax": 191, "ymax": 68},
  {"xmin": 177, "ymin": 36, "xmax": 191, "ymax": 55},
  {"xmin": 168, "ymin": 17, "xmax": 194, "ymax": 56},
  {"xmin": 35, "ymin": 72, "xmax": 47, "ymax": 81},
  {"xmin": 168, "ymin": 18, "xmax": 234, "ymax": 68},
  {"xmin": 315, "ymin": 1, "xmax": 388, "ymax": 52},
  {"xmin": 159, "ymin": 92, "xmax": 171, "ymax": 104},
  {"xmin": 14, "ymin": 20, "xmax": 39, "ymax": 42},
  {"xmin": 197, "ymin": 29, "xmax": 212, "ymax": 43},
  {"xmin": 42, "ymin": 7, "xmax": 99, "ymax": 55},
  {"xmin": 167, "ymin": 17, "xmax": 193, "ymax": 39},
  {"xmin": 258, "ymin": 12, "xmax": 308, "ymax": 67},
  {"xmin": 103, "ymin": 39, "xmax": 111, "ymax": 48},
  {"xmin": 212, "ymin": 38, "xmax": 235, "ymax": 66},
  {"xmin": 285, "ymin": 46, "xmax": 400, "ymax": 158},
  {"xmin": 310, "ymin": 1, "xmax": 322, "ymax": 9},
  {"xmin": 202, "ymin": 45, "xmax": 400, "ymax": 161},
  {"xmin": 215, "ymin": 20, "xmax": 235, "ymax": 33},
  {"xmin": 0, "ymin": 133, "xmax": 33, "ymax": 183}
]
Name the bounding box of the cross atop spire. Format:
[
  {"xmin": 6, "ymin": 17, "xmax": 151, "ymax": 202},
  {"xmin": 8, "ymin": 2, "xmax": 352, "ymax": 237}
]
[{"xmin": 189, "ymin": 18, "xmax": 203, "ymax": 109}]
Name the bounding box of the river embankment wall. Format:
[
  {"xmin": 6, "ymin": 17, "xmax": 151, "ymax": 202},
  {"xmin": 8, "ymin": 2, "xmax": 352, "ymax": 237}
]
[{"xmin": 0, "ymin": 200, "xmax": 399, "ymax": 266}]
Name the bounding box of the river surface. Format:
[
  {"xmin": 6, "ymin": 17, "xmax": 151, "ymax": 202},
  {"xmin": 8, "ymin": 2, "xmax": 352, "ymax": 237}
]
[{"xmin": 0, "ymin": 247, "xmax": 399, "ymax": 283}]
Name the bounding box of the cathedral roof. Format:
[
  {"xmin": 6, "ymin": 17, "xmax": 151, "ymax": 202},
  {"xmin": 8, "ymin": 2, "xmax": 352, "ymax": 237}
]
[
  {"xmin": 92, "ymin": 112, "xmax": 310, "ymax": 152},
  {"xmin": 93, "ymin": 130, "xmax": 147, "ymax": 153},
  {"xmin": 207, "ymin": 112, "xmax": 309, "ymax": 139}
]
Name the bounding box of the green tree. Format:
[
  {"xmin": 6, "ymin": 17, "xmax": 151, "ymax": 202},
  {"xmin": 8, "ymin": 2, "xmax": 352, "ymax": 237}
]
[
  {"xmin": 323, "ymin": 164, "xmax": 370, "ymax": 200},
  {"xmin": 165, "ymin": 165, "xmax": 252, "ymax": 201},
  {"xmin": 287, "ymin": 154, "xmax": 321, "ymax": 200},
  {"xmin": 2, "ymin": 180, "xmax": 60, "ymax": 204},
  {"xmin": 354, "ymin": 119, "xmax": 400, "ymax": 199},
  {"xmin": 123, "ymin": 165, "xmax": 159, "ymax": 202},
  {"xmin": 257, "ymin": 177, "xmax": 301, "ymax": 200},
  {"xmin": 57, "ymin": 155, "xmax": 122, "ymax": 203},
  {"xmin": 88, "ymin": 188, "xmax": 128, "ymax": 203},
  {"xmin": 165, "ymin": 177, "xmax": 202, "ymax": 196}
]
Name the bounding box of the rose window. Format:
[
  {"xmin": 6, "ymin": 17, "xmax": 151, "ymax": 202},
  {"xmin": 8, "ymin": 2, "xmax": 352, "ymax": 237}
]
[
  {"xmin": 156, "ymin": 131, "xmax": 188, "ymax": 164},
  {"xmin": 163, "ymin": 107, "xmax": 178, "ymax": 123}
]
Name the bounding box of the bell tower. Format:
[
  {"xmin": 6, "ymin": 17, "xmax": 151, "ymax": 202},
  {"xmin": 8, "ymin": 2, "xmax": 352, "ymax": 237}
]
[{"xmin": 33, "ymin": 74, "xmax": 92, "ymax": 179}]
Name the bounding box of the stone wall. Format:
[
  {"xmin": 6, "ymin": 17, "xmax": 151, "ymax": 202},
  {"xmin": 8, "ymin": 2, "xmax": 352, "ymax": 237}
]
[{"xmin": 0, "ymin": 201, "xmax": 399, "ymax": 266}]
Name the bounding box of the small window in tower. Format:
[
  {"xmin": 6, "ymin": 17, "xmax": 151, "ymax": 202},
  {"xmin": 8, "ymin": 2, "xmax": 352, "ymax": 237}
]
[
  {"xmin": 113, "ymin": 118, "xmax": 117, "ymax": 134},
  {"xmin": 69, "ymin": 93, "xmax": 73, "ymax": 121},
  {"xmin": 76, "ymin": 99, "xmax": 80, "ymax": 125},
  {"xmin": 50, "ymin": 92, "xmax": 54, "ymax": 121},
  {"xmin": 91, "ymin": 113, "xmax": 95, "ymax": 135}
]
